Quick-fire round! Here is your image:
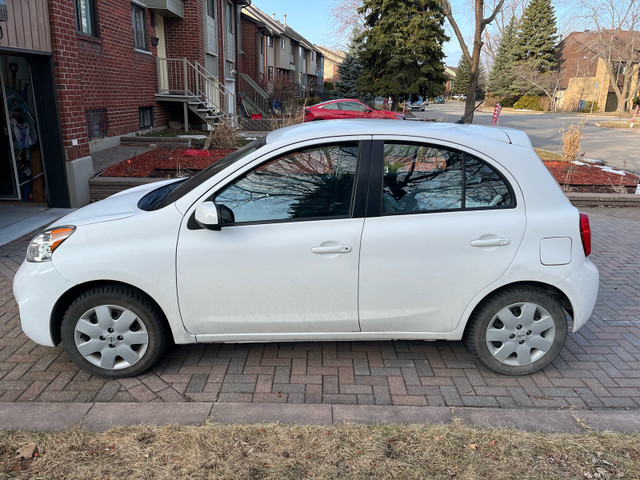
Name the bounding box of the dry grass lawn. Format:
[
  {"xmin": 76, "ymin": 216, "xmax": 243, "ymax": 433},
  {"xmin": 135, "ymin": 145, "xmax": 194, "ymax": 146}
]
[
  {"xmin": 534, "ymin": 148, "xmax": 563, "ymax": 162},
  {"xmin": 1, "ymin": 420, "xmax": 639, "ymax": 479}
]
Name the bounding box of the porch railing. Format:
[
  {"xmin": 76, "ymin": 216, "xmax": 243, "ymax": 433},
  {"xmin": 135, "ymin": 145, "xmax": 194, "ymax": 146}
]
[{"xmin": 157, "ymin": 57, "xmax": 232, "ymax": 116}]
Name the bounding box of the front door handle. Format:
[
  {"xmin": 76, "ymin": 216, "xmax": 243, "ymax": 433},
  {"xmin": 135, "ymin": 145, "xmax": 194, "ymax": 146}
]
[
  {"xmin": 470, "ymin": 237, "xmax": 511, "ymax": 247},
  {"xmin": 311, "ymin": 245, "xmax": 352, "ymax": 254}
]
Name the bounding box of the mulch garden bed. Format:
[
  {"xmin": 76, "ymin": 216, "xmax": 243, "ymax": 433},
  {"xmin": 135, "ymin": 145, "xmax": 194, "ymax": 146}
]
[
  {"xmin": 99, "ymin": 148, "xmax": 640, "ymax": 195},
  {"xmin": 99, "ymin": 148, "xmax": 234, "ymax": 178}
]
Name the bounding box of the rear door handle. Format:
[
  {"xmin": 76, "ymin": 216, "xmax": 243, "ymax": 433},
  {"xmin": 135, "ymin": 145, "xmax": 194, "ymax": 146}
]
[
  {"xmin": 312, "ymin": 245, "xmax": 352, "ymax": 254},
  {"xmin": 470, "ymin": 237, "xmax": 511, "ymax": 247}
]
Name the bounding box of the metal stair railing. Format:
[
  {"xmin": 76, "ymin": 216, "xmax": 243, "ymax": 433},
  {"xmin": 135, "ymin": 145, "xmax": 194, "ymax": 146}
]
[
  {"xmin": 157, "ymin": 58, "xmax": 232, "ymax": 120},
  {"xmin": 238, "ymin": 73, "xmax": 269, "ymax": 116}
]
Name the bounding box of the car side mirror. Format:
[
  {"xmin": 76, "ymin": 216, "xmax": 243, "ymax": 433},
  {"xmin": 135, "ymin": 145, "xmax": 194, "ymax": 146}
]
[{"xmin": 195, "ymin": 201, "xmax": 221, "ymax": 231}]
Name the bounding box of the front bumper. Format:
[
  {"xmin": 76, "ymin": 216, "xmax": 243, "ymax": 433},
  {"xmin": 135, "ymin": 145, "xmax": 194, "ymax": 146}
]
[{"xmin": 13, "ymin": 260, "xmax": 76, "ymax": 347}]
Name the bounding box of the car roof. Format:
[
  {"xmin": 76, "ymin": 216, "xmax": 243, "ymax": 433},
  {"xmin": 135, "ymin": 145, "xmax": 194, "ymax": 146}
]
[
  {"xmin": 309, "ymin": 98, "xmax": 360, "ymax": 108},
  {"xmin": 265, "ymin": 119, "xmax": 532, "ymax": 149}
]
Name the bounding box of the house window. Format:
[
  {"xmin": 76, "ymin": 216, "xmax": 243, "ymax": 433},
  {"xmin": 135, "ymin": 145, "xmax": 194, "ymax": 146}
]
[
  {"xmin": 207, "ymin": 0, "xmax": 215, "ymax": 19},
  {"xmin": 86, "ymin": 109, "xmax": 107, "ymax": 140},
  {"xmin": 268, "ymin": 66, "xmax": 273, "ymax": 81},
  {"xmin": 75, "ymin": 0, "xmax": 97, "ymax": 36},
  {"xmin": 267, "ymin": 36, "xmax": 273, "ymax": 48},
  {"xmin": 226, "ymin": 2, "xmax": 234, "ymax": 33},
  {"xmin": 260, "ymin": 35, "xmax": 264, "ymax": 55},
  {"xmin": 139, "ymin": 107, "xmax": 153, "ymax": 130},
  {"xmin": 281, "ymin": 38, "xmax": 285, "ymax": 50},
  {"xmin": 131, "ymin": 3, "xmax": 147, "ymax": 50},
  {"xmin": 311, "ymin": 51, "xmax": 314, "ymax": 61}
]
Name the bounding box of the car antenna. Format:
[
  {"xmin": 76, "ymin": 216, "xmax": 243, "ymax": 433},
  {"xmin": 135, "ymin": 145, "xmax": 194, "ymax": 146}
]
[{"xmin": 455, "ymin": 101, "xmax": 484, "ymax": 124}]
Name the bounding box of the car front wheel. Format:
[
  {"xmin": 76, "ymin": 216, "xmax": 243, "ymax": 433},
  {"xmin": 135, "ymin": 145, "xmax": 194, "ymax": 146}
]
[
  {"xmin": 61, "ymin": 285, "xmax": 168, "ymax": 378},
  {"xmin": 464, "ymin": 286, "xmax": 567, "ymax": 375}
]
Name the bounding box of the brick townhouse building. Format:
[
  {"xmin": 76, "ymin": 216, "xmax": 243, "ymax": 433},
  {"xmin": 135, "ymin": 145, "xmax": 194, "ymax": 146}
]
[
  {"xmin": 1, "ymin": 0, "xmax": 248, "ymax": 208},
  {"xmin": 238, "ymin": 4, "xmax": 324, "ymax": 116}
]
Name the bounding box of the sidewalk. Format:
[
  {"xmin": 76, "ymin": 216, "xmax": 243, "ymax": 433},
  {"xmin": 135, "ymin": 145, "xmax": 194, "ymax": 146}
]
[{"xmin": 0, "ymin": 207, "xmax": 638, "ymax": 432}]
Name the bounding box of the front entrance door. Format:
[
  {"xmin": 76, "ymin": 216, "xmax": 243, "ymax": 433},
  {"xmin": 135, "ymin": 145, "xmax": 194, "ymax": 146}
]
[{"xmin": 156, "ymin": 16, "xmax": 169, "ymax": 93}]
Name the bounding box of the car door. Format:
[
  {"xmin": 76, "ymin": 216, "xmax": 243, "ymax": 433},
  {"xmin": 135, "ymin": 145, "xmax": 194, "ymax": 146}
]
[
  {"xmin": 358, "ymin": 139, "xmax": 526, "ymax": 334},
  {"xmin": 176, "ymin": 139, "xmax": 371, "ymax": 337}
]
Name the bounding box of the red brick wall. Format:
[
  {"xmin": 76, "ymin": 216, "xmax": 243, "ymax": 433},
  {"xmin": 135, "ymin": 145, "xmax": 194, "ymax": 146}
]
[
  {"xmin": 49, "ymin": 1, "xmax": 184, "ymax": 162},
  {"xmin": 164, "ymin": 1, "xmax": 205, "ymax": 64},
  {"xmin": 240, "ymin": 16, "xmax": 258, "ymax": 79}
]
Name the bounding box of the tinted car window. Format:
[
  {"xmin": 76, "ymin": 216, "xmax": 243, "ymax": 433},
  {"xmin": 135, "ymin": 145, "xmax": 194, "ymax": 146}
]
[
  {"xmin": 382, "ymin": 142, "xmax": 514, "ymax": 214},
  {"xmin": 382, "ymin": 143, "xmax": 463, "ymax": 213},
  {"xmin": 215, "ymin": 143, "xmax": 359, "ymax": 223},
  {"xmin": 465, "ymin": 156, "xmax": 514, "ymax": 208},
  {"xmin": 340, "ymin": 102, "xmax": 367, "ymax": 112},
  {"xmin": 321, "ymin": 103, "xmax": 341, "ymax": 110}
]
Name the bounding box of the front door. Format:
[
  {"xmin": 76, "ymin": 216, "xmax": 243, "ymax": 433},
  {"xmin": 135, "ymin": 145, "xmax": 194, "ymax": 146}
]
[
  {"xmin": 176, "ymin": 140, "xmax": 367, "ymax": 336},
  {"xmin": 156, "ymin": 16, "xmax": 169, "ymax": 93},
  {"xmin": 359, "ymin": 139, "xmax": 526, "ymax": 334}
]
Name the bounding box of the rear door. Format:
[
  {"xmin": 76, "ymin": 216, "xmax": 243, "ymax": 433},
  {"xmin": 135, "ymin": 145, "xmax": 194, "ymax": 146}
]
[{"xmin": 358, "ymin": 138, "xmax": 526, "ymax": 334}]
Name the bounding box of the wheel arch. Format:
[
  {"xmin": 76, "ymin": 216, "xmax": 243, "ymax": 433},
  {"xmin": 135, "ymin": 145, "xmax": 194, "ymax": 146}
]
[
  {"xmin": 462, "ymin": 281, "xmax": 573, "ymax": 340},
  {"xmin": 50, "ymin": 280, "xmax": 170, "ymax": 345}
]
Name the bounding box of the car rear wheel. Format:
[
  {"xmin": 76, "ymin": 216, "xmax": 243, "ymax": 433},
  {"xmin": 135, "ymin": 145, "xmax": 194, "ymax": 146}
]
[
  {"xmin": 61, "ymin": 285, "xmax": 168, "ymax": 378},
  {"xmin": 464, "ymin": 286, "xmax": 567, "ymax": 375}
]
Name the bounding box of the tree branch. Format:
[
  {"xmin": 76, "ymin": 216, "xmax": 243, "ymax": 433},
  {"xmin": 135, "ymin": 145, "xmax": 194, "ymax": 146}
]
[
  {"xmin": 483, "ymin": 0, "xmax": 507, "ymax": 29},
  {"xmin": 440, "ymin": 0, "xmax": 473, "ymax": 64}
]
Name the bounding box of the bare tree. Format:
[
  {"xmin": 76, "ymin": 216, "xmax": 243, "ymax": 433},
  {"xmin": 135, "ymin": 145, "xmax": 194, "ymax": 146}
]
[
  {"xmin": 482, "ymin": 0, "xmax": 527, "ymax": 62},
  {"xmin": 329, "ymin": 0, "xmax": 366, "ymax": 49},
  {"xmin": 574, "ymin": 0, "xmax": 640, "ymax": 114},
  {"xmin": 441, "ymin": 0, "xmax": 506, "ymax": 123},
  {"xmin": 512, "ymin": 63, "xmax": 566, "ymax": 110}
]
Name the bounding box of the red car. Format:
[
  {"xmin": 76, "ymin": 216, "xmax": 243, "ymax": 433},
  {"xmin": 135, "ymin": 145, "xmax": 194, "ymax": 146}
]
[{"xmin": 304, "ymin": 99, "xmax": 405, "ymax": 122}]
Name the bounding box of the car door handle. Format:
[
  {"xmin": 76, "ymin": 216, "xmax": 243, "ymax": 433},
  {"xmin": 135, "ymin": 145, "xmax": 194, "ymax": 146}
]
[
  {"xmin": 311, "ymin": 245, "xmax": 352, "ymax": 254},
  {"xmin": 470, "ymin": 237, "xmax": 511, "ymax": 247}
]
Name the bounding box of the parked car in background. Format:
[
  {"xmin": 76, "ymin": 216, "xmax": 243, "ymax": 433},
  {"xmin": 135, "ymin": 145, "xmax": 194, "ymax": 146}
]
[
  {"xmin": 434, "ymin": 96, "xmax": 445, "ymax": 104},
  {"xmin": 14, "ymin": 120, "xmax": 598, "ymax": 378},
  {"xmin": 409, "ymin": 99, "xmax": 428, "ymax": 111},
  {"xmin": 304, "ymin": 99, "xmax": 404, "ymax": 121}
]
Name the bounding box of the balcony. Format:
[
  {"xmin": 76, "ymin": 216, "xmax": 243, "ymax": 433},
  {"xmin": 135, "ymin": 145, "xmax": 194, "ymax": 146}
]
[{"xmin": 144, "ymin": 0, "xmax": 184, "ymax": 18}]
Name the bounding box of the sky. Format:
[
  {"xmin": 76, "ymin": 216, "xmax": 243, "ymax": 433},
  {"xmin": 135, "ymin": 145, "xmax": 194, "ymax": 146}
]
[
  {"xmin": 249, "ymin": 0, "xmax": 478, "ymax": 66},
  {"xmin": 248, "ymin": 0, "xmax": 576, "ymax": 67}
]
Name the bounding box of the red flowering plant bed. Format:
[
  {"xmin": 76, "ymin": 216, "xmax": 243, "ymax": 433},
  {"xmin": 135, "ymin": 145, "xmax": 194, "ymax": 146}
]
[
  {"xmin": 99, "ymin": 148, "xmax": 234, "ymax": 179},
  {"xmin": 99, "ymin": 147, "xmax": 640, "ymax": 195}
]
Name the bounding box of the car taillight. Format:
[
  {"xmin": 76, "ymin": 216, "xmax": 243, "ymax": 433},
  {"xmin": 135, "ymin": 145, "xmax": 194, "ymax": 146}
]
[{"xmin": 579, "ymin": 212, "xmax": 591, "ymax": 257}]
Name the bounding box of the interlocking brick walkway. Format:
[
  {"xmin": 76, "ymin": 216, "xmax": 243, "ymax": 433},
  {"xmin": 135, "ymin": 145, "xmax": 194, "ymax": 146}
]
[{"xmin": 1, "ymin": 207, "xmax": 638, "ymax": 408}]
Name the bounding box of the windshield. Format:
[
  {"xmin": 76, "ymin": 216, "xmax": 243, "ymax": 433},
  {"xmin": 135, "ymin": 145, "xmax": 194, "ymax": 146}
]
[{"xmin": 141, "ymin": 137, "xmax": 266, "ymax": 210}]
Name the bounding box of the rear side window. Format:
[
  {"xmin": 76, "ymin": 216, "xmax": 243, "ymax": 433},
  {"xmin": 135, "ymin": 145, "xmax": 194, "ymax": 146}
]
[{"xmin": 381, "ymin": 142, "xmax": 514, "ymax": 214}]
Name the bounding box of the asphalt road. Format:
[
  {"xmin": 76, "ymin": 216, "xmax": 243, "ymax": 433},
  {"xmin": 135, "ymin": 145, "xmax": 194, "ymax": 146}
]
[{"xmin": 414, "ymin": 103, "xmax": 640, "ymax": 173}]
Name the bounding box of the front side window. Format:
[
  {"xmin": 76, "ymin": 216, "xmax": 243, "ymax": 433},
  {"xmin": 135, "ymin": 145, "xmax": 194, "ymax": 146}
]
[
  {"xmin": 281, "ymin": 38, "xmax": 286, "ymax": 50},
  {"xmin": 267, "ymin": 36, "xmax": 273, "ymax": 48},
  {"xmin": 207, "ymin": 0, "xmax": 215, "ymax": 19},
  {"xmin": 226, "ymin": 2, "xmax": 234, "ymax": 33},
  {"xmin": 215, "ymin": 143, "xmax": 359, "ymax": 224},
  {"xmin": 131, "ymin": 4, "xmax": 147, "ymax": 50},
  {"xmin": 75, "ymin": 0, "xmax": 97, "ymax": 36},
  {"xmin": 382, "ymin": 143, "xmax": 514, "ymax": 214}
]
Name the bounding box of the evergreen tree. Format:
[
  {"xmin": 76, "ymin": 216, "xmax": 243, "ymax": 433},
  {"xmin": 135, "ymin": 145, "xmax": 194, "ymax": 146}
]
[
  {"xmin": 488, "ymin": 16, "xmax": 519, "ymax": 96},
  {"xmin": 454, "ymin": 56, "xmax": 486, "ymax": 98},
  {"xmin": 336, "ymin": 51, "xmax": 363, "ymax": 99},
  {"xmin": 514, "ymin": 0, "xmax": 558, "ymax": 73},
  {"xmin": 357, "ymin": 0, "xmax": 448, "ymax": 107},
  {"xmin": 454, "ymin": 56, "xmax": 471, "ymax": 97}
]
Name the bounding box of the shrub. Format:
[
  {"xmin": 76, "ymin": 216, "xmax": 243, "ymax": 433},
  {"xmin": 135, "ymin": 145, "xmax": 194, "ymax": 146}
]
[
  {"xmin": 560, "ymin": 122, "xmax": 585, "ymax": 163},
  {"xmin": 499, "ymin": 96, "xmax": 518, "ymax": 108},
  {"xmin": 203, "ymin": 117, "xmax": 239, "ymax": 150},
  {"xmin": 324, "ymin": 81, "xmax": 334, "ymax": 91},
  {"xmin": 513, "ymin": 95, "xmax": 544, "ymax": 111},
  {"xmin": 579, "ymin": 101, "xmax": 598, "ymax": 113}
]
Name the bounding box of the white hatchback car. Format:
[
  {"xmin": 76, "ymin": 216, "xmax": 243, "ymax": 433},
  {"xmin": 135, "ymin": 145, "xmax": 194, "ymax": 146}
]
[{"xmin": 14, "ymin": 120, "xmax": 599, "ymax": 378}]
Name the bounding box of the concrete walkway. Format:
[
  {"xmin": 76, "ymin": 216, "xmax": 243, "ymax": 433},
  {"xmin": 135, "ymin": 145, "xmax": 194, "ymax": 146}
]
[{"xmin": 0, "ymin": 207, "xmax": 638, "ymax": 432}]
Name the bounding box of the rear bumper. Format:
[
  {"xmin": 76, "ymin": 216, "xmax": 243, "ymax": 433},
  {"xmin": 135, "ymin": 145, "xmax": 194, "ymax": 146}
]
[{"xmin": 557, "ymin": 258, "xmax": 600, "ymax": 332}]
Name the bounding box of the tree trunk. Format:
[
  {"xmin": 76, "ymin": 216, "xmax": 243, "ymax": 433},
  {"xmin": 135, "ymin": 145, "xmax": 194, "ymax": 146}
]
[{"xmin": 463, "ymin": 36, "xmax": 484, "ymax": 123}]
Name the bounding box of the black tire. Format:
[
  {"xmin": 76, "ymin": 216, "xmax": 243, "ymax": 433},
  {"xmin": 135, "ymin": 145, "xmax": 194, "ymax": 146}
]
[
  {"xmin": 464, "ymin": 286, "xmax": 567, "ymax": 376},
  {"xmin": 61, "ymin": 285, "xmax": 168, "ymax": 378}
]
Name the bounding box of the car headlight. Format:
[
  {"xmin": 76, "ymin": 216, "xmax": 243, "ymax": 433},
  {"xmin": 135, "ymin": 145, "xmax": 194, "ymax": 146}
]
[{"xmin": 27, "ymin": 226, "xmax": 76, "ymax": 262}]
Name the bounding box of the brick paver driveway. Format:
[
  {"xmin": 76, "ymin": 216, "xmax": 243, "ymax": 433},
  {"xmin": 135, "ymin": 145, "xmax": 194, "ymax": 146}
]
[{"xmin": 1, "ymin": 207, "xmax": 638, "ymax": 408}]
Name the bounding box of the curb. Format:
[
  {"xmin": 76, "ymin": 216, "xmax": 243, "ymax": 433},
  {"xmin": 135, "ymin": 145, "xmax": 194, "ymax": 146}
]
[
  {"xmin": 1, "ymin": 402, "xmax": 638, "ymax": 433},
  {"xmin": 566, "ymin": 192, "xmax": 640, "ymax": 207}
]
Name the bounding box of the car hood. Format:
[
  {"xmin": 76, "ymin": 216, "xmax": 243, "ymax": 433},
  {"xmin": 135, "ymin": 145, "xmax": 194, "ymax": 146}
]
[{"xmin": 52, "ymin": 179, "xmax": 177, "ymax": 228}]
